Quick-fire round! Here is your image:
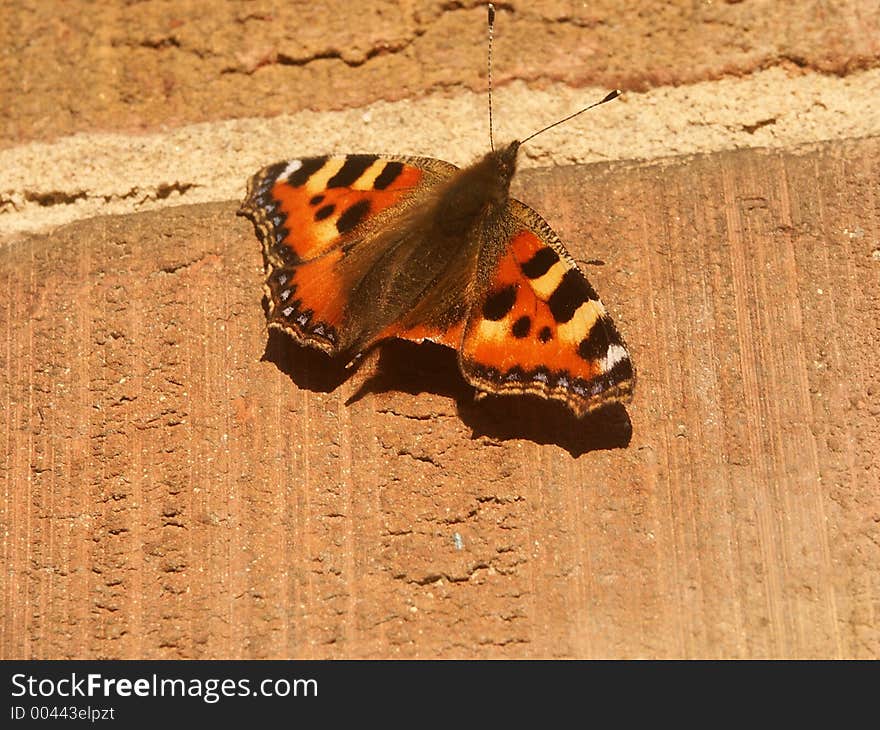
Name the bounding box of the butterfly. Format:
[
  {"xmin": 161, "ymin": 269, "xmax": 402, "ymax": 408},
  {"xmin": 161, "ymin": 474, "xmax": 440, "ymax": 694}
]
[{"xmin": 238, "ymin": 9, "xmax": 634, "ymax": 418}]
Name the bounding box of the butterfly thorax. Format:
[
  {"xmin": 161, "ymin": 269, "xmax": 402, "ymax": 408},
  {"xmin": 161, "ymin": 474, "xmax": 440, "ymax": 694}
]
[{"xmin": 434, "ymin": 141, "xmax": 520, "ymax": 235}]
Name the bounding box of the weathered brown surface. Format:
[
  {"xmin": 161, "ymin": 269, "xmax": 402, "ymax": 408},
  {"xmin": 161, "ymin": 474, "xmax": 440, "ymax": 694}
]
[
  {"xmin": 3, "ymin": 0, "xmax": 878, "ymax": 145},
  {"xmin": 2, "ymin": 138, "xmax": 878, "ymax": 658}
]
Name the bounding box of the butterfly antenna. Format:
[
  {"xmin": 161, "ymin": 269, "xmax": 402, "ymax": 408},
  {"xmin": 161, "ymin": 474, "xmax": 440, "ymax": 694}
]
[
  {"xmin": 487, "ymin": 3, "xmax": 496, "ymax": 152},
  {"xmin": 520, "ymin": 89, "xmax": 622, "ymax": 146}
]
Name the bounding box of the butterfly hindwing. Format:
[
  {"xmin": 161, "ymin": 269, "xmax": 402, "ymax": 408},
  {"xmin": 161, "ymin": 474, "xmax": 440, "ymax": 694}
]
[
  {"xmin": 239, "ymin": 154, "xmax": 458, "ymax": 353},
  {"xmin": 459, "ymin": 200, "xmax": 635, "ymax": 416}
]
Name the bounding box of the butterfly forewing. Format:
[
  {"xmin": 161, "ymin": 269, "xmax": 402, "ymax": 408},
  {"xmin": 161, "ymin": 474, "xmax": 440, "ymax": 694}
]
[{"xmin": 239, "ymin": 154, "xmax": 457, "ymax": 353}]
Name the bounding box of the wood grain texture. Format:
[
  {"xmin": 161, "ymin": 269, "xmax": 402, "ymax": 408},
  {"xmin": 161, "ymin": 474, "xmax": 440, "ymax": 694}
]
[{"xmin": 1, "ymin": 138, "xmax": 878, "ymax": 658}]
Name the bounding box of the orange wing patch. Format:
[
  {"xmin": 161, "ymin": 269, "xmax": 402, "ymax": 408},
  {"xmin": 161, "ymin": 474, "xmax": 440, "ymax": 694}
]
[
  {"xmin": 375, "ymin": 318, "xmax": 465, "ymax": 350},
  {"xmin": 460, "ymin": 227, "xmax": 634, "ymax": 416}
]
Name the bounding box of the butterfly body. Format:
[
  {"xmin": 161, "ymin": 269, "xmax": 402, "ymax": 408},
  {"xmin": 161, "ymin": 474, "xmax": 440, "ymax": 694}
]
[
  {"xmin": 239, "ymin": 141, "xmax": 634, "ymax": 417},
  {"xmin": 338, "ymin": 142, "xmax": 520, "ymax": 359}
]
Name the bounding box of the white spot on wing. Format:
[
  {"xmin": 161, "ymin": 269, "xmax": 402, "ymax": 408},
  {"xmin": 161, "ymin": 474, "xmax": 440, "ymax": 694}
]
[
  {"xmin": 281, "ymin": 159, "xmax": 303, "ymax": 180},
  {"xmin": 603, "ymin": 344, "xmax": 629, "ymax": 371}
]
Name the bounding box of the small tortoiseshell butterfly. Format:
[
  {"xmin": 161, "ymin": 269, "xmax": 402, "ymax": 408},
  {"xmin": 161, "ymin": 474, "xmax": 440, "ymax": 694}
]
[{"xmin": 238, "ymin": 5, "xmax": 634, "ymax": 417}]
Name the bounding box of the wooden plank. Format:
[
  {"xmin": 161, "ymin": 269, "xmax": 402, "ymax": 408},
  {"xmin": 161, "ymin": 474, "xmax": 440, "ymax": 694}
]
[{"xmin": 1, "ymin": 137, "xmax": 878, "ymax": 658}]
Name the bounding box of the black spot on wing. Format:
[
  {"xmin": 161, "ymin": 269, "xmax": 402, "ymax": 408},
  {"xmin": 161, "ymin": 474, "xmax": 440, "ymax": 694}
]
[
  {"xmin": 538, "ymin": 326, "xmax": 553, "ymax": 343},
  {"xmin": 327, "ymin": 155, "xmax": 378, "ymax": 188},
  {"xmin": 482, "ymin": 286, "xmax": 517, "ymax": 321},
  {"xmin": 547, "ymin": 270, "xmax": 598, "ymax": 323},
  {"xmin": 288, "ymin": 157, "xmax": 327, "ymax": 187},
  {"xmin": 310, "ymin": 194, "xmax": 325, "ymax": 206},
  {"xmin": 315, "ymin": 204, "xmax": 335, "ymax": 221},
  {"xmin": 336, "ymin": 199, "xmax": 371, "ymax": 234},
  {"xmin": 374, "ymin": 161, "xmax": 404, "ymax": 190},
  {"xmin": 512, "ymin": 316, "xmax": 531, "ymax": 339},
  {"xmin": 521, "ymin": 247, "xmax": 559, "ymax": 279},
  {"xmin": 577, "ymin": 319, "xmax": 610, "ymax": 361}
]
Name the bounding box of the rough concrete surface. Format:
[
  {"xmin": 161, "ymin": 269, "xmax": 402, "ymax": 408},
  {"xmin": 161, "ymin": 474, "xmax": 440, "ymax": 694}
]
[
  {"xmin": 1, "ymin": 1, "xmax": 879, "ymax": 659},
  {"xmin": 4, "ymin": 68, "xmax": 880, "ymax": 237}
]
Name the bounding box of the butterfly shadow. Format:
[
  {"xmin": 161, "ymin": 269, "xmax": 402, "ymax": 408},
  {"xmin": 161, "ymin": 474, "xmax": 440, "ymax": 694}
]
[
  {"xmin": 345, "ymin": 340, "xmax": 632, "ymax": 458},
  {"xmin": 264, "ymin": 334, "xmax": 631, "ymax": 457},
  {"xmin": 261, "ymin": 329, "xmax": 351, "ymax": 393}
]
